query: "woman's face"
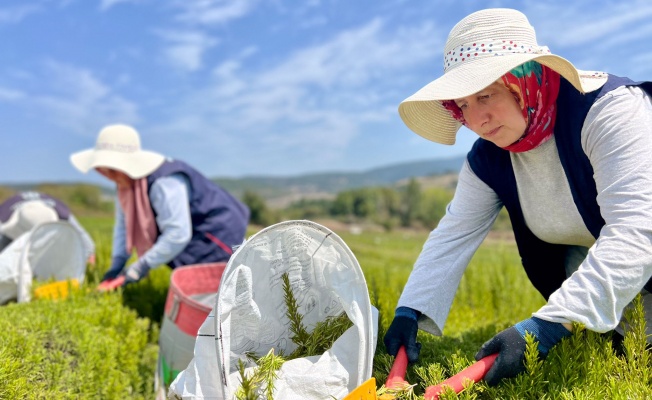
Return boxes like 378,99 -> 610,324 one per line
453,81 -> 527,148
96,167 -> 134,189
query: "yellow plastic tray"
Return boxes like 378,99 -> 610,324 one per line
33,279 -> 80,300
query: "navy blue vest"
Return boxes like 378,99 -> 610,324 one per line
147,160 -> 250,268
0,192 -> 70,223
468,75 -> 652,299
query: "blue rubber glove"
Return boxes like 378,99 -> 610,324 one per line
475,316 -> 572,386
123,259 -> 152,286
101,254 -> 129,282
383,306 -> 422,364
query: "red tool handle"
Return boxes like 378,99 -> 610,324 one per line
97,276 -> 126,292
424,353 -> 498,400
385,346 -> 409,389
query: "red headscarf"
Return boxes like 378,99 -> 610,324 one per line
442,61 -> 561,153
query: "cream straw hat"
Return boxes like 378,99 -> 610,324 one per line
70,124 -> 165,179
398,8 -> 608,145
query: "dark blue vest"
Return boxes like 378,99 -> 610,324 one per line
0,192 -> 70,223
147,160 -> 250,268
468,75 -> 652,299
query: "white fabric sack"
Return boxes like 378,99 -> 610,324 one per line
0,221 -> 86,304
169,220 -> 377,400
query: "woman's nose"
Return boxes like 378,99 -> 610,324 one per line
465,104 -> 490,129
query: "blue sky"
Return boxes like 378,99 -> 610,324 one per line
0,0 -> 650,185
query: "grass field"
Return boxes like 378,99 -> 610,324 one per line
0,218 -> 650,399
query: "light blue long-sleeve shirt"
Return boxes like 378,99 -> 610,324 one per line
111,174 -> 192,270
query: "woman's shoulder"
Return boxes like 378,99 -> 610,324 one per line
588,84 -> 651,122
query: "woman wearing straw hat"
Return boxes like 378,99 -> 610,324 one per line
383,8 -> 652,385
70,124 -> 250,286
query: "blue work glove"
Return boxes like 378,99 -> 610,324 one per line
384,306 -> 422,364
101,255 -> 129,282
123,259 -> 152,286
475,316 -> 572,386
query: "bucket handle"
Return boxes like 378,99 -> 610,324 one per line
168,294 -> 181,322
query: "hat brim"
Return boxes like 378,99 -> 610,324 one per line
398,54 -> 608,145
70,148 -> 165,179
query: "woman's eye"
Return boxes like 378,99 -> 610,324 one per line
479,94 -> 491,100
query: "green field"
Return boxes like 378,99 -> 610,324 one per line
0,218 -> 650,399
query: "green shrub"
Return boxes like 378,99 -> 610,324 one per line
357,231 -> 652,399
1,220 -> 648,399
0,289 -> 157,399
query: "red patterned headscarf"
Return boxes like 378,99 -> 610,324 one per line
442,61 -> 561,152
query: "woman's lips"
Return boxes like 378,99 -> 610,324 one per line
483,126 -> 501,139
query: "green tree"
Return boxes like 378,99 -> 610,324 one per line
285,198 -> 332,220
242,190 -> 274,226
352,188 -> 377,218
331,191 -> 355,216
419,187 -> 453,229
401,178 -> 422,227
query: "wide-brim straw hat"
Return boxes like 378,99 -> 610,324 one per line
70,124 -> 165,179
0,200 -> 58,240
398,8 -> 608,145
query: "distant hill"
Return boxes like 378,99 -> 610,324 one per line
213,155 -> 465,207
0,155 -> 465,209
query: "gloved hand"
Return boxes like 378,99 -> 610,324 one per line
384,306 -> 422,364
123,259 -> 152,286
101,255 -> 129,282
475,316 -> 572,386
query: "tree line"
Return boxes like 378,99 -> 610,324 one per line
246,178 -> 468,231
0,178 -> 512,232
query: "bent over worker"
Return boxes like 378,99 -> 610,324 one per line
384,8 -> 652,386
70,124 -> 250,286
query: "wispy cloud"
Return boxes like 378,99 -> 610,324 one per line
171,0 -> 257,26
151,17 -> 443,173
99,0 -> 139,11
0,5 -> 41,23
526,2 -> 652,49
512,2 -> 652,78
156,29 -> 219,71
629,52 -> 652,79
0,87 -> 25,101
29,61 -> 139,137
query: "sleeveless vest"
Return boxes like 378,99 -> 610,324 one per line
467,75 -> 652,299
0,191 -> 70,223
147,160 -> 250,268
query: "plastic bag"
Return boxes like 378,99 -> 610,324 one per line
169,220 -> 377,399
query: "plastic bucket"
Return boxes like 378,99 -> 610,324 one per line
157,262 -> 227,390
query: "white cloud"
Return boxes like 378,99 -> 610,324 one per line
0,87 -> 25,101
29,61 -> 139,137
520,2 -> 652,78
526,2 -> 652,49
99,0 -> 139,11
171,0 -> 257,26
629,52 -> 652,79
150,17 -> 443,174
156,29 -> 220,71
0,5 -> 41,23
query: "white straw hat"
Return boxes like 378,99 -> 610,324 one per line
70,124 -> 165,179
398,8 -> 608,145
0,201 -> 58,240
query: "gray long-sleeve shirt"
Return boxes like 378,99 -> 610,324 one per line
398,85 -> 652,336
